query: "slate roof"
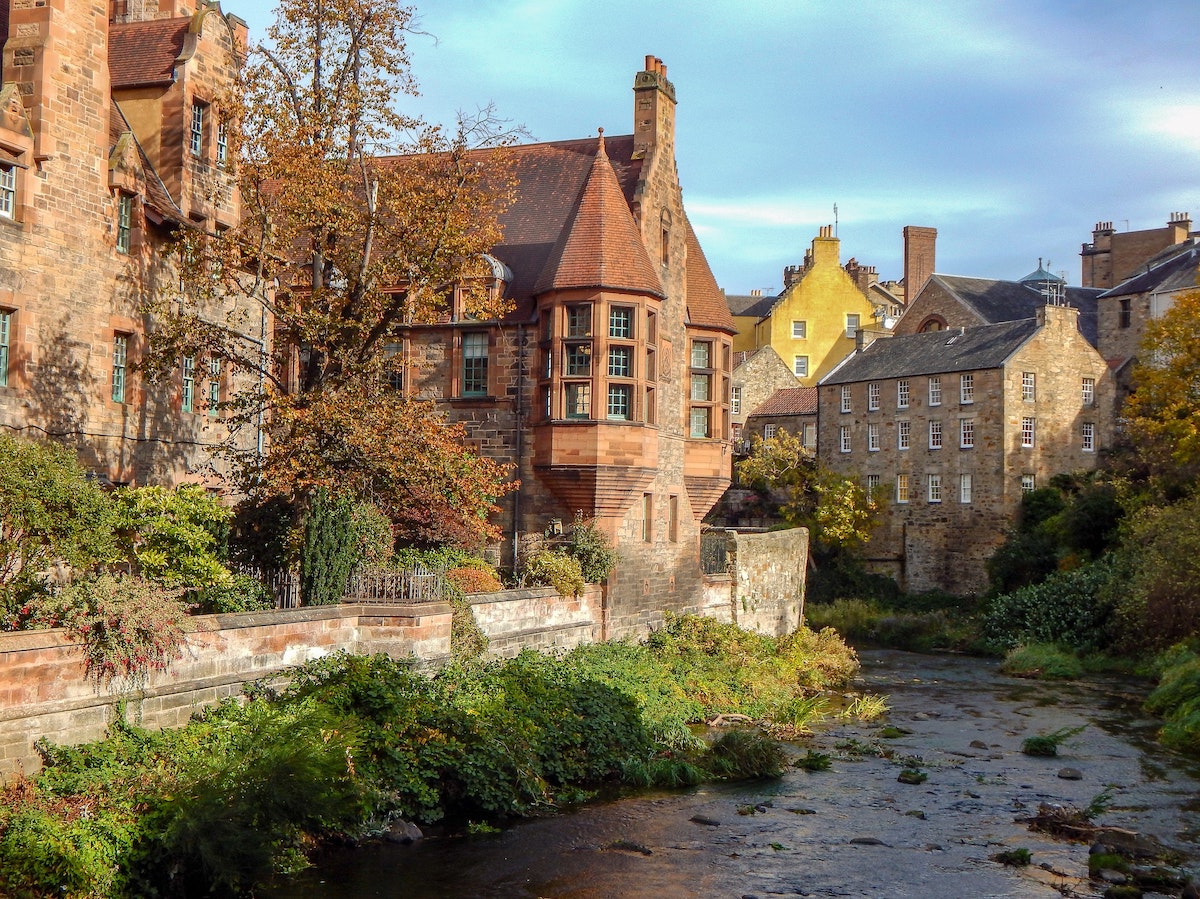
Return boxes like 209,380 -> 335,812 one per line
482,132 -> 732,332
747,387 -> 818,417
532,133 -> 664,300
819,318 -> 1039,386
109,18 -> 189,89
925,274 -> 1102,347
1100,241 -> 1200,298
726,293 -> 777,318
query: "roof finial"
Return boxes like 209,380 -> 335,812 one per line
596,127 -> 607,158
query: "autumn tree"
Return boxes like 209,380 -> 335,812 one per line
1119,289 -> 1200,487
142,0 -> 518,548
736,429 -> 882,553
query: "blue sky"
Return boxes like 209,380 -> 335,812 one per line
238,1 -> 1200,293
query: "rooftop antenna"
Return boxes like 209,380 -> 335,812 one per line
833,203 -> 839,237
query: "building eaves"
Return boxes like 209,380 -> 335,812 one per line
684,219 -> 736,333
819,318 -> 1039,385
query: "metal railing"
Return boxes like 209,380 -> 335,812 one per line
700,530 -> 730,575
344,564 -> 444,604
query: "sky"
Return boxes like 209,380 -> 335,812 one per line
238,1 -> 1200,295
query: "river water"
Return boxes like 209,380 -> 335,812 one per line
265,650 -> 1200,898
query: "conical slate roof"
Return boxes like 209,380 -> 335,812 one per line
532,132 -> 665,299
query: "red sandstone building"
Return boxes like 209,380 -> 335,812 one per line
0,0 -> 253,486
395,58 -> 737,635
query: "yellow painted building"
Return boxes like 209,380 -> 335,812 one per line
744,226 -> 888,387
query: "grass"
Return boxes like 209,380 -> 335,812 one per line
1001,643 -> 1084,679
1021,725 -> 1087,757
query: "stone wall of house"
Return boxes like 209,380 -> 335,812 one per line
0,603 -> 453,779
727,528 -> 807,636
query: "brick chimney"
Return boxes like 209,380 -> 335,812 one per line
1168,211 -> 1192,244
633,55 -> 676,160
903,226 -> 937,302
810,224 -> 839,267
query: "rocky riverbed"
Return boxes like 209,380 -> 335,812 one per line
267,650 -> 1200,898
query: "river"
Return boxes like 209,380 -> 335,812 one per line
265,650 -> 1200,898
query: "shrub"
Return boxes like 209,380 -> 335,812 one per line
25,574 -> 190,690
1116,495 -> 1200,650
1145,649 -> 1200,752
192,572 -> 274,615
300,488 -> 358,606
1001,644 -> 1084,679
112,485 -> 233,591
980,558 -> 1118,654
446,564 -> 503,594
0,434 -> 118,618
564,513 -> 619,583
522,550 -> 584,597
703,729 -> 786,779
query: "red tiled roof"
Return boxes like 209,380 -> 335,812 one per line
748,387 -> 818,417
532,133 -> 663,299
109,18 -> 189,89
490,134 -> 644,316
684,219 -> 736,333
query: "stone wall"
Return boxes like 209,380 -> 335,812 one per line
727,529 -> 808,637
467,586 -> 601,658
0,603 -> 452,779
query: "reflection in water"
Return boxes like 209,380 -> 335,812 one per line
267,650 -> 1200,899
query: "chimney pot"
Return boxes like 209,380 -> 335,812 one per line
645,54 -> 655,71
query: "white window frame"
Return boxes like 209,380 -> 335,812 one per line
763,423 -> 777,440
928,376 -> 941,406
1021,416 -> 1035,448
960,418 -> 974,449
0,308 -> 10,387
898,419 -> 910,450
112,334 -> 128,403
181,355 -> 195,413
1021,474 -> 1036,493
928,419 -> 942,450
959,473 -> 973,504
840,385 -> 852,413
0,164 -> 16,218
1021,371 -> 1035,402
866,474 -> 881,492
928,473 -> 942,503
896,474 -> 910,504
839,425 -> 851,453
1082,377 -> 1095,406
190,102 -> 205,157
960,373 -> 974,404
897,379 -> 909,409
116,193 -> 133,254
868,382 -> 880,411
845,313 -> 860,338
868,422 -> 880,451
731,385 -> 742,415
1082,422 -> 1095,452
216,120 -> 228,165
791,320 -> 807,339
794,355 -> 809,378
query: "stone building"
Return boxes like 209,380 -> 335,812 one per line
730,345 -> 796,447
1081,212 -> 1194,290
394,58 -> 736,638
818,304 -> 1113,595
0,0 -> 253,487
744,386 -> 818,449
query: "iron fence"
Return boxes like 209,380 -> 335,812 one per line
344,564 -> 444,604
700,530 -> 730,575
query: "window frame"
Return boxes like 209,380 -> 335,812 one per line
731,385 -> 742,415
897,378 -> 909,409
1021,371 -> 1035,402
840,385 -> 852,413
959,473 -> 973,504
928,376 -> 941,406
959,417 -> 974,449
928,419 -> 942,450
868,382 -> 880,411
116,193 -> 133,254
1082,377 -> 1095,406
112,333 -> 129,403
0,164 -> 16,219
845,313 -> 860,339
793,355 -> 809,378
608,306 -> 634,339
897,419 -> 910,451
1021,474 -> 1036,493
960,373 -> 974,404
607,345 -> 633,378
0,308 -> 10,387
1021,416 -> 1035,448
763,423 -> 777,440
928,473 -> 942,503
607,384 -> 633,421
461,331 -> 489,397
896,473 -> 910,504
207,356 -> 221,416
839,425 -> 851,454
1082,421 -> 1095,452
181,354 -> 195,413
189,101 -> 206,157
867,422 -> 880,451
791,320 -> 807,339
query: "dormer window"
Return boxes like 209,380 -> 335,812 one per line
190,103 -> 206,157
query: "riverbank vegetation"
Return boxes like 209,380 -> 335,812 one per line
804,292 -> 1200,755
0,616 -> 861,898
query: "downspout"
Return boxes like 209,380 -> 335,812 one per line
512,325 -> 527,571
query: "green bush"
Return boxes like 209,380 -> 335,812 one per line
1145,648 -> 1200,752
300,488 -> 358,606
980,558 -> 1118,654
0,434 -> 118,619
564,513 -> 619,583
522,550 -> 584,597
192,571 -> 274,615
1001,643 -> 1084,679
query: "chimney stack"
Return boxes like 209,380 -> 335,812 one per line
633,55 -> 676,160
903,226 -> 937,303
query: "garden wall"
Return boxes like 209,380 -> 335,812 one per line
727,528 -> 808,637
0,603 -> 452,779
